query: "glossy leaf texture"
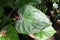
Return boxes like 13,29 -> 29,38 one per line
34,26 -> 56,40
15,5 -> 52,34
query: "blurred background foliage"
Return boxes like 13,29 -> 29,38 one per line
0,0 -> 60,40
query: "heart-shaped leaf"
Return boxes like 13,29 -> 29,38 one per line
15,5 -> 52,34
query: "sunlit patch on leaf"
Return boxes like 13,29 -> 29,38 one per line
34,26 -> 56,40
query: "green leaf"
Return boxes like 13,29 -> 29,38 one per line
0,36 -> 8,40
0,0 -> 42,8
15,0 -> 42,8
16,5 -> 52,34
0,0 -> 15,8
29,2 -> 37,7
0,6 -> 4,17
41,3 -> 47,13
6,25 -> 19,40
15,0 -> 34,8
34,26 -> 56,40
53,14 -> 60,22
33,0 -> 42,4
5,0 -> 15,8
52,0 -> 59,3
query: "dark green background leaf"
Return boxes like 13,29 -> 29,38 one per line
6,25 -> 19,40
0,6 -> 4,17
0,36 -> 8,40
